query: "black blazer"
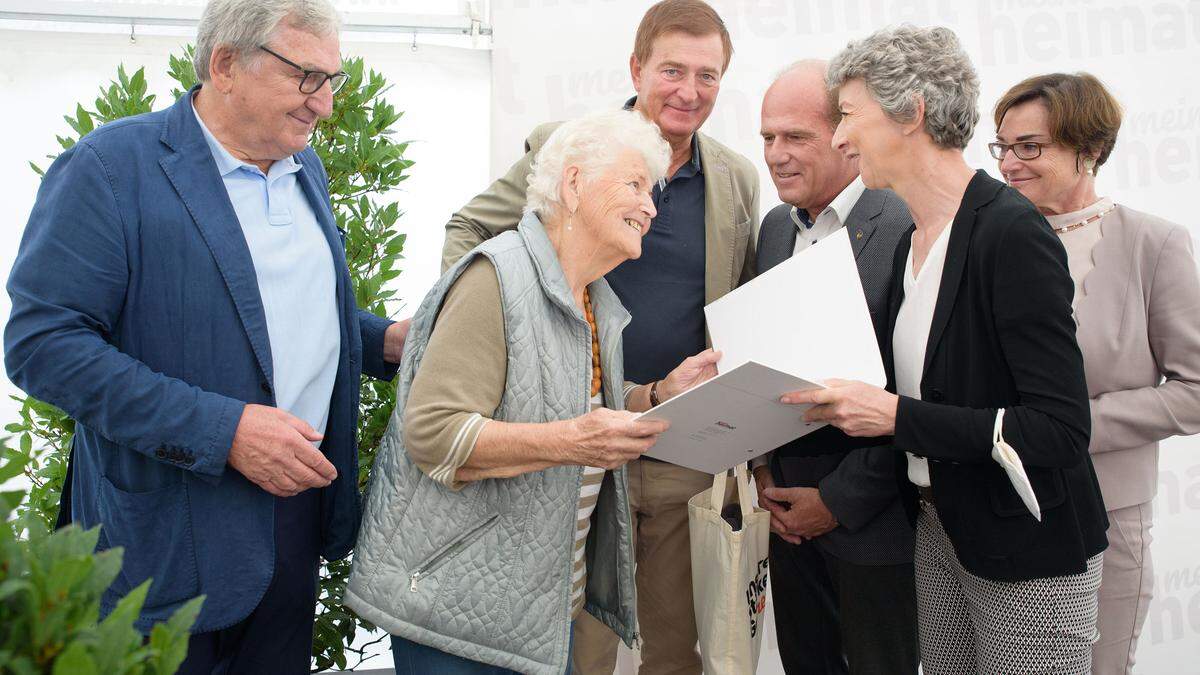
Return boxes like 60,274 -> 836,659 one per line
886,171 -> 1108,582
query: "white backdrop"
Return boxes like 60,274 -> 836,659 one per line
488,0 -> 1200,672
1,0 -> 1198,672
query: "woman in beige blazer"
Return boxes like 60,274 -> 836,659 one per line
992,72 -> 1200,674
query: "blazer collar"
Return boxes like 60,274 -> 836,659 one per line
698,131 -> 738,305
157,86 -> 343,386
920,170 -> 1004,379
841,181 -> 883,259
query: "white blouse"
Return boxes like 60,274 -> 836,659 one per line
893,222 -> 954,487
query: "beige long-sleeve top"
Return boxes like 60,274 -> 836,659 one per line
1062,203 -> 1200,511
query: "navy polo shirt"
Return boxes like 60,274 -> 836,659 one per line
606,104 -> 707,384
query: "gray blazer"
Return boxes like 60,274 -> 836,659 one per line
1075,204 -> 1200,512
757,188 -> 914,566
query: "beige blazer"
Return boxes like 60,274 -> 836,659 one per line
441,121 -> 760,305
1075,204 -> 1200,510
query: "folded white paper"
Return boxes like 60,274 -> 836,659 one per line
991,408 -> 1042,521
640,362 -> 827,473
638,233 -> 885,474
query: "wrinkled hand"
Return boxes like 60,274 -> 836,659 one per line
781,379 -> 899,437
762,486 -> 838,543
564,408 -> 670,469
752,465 -> 794,540
228,404 -> 336,497
659,349 -> 722,401
383,317 -> 413,364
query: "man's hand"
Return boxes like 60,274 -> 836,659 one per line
781,379 -> 899,437
228,404 -> 337,497
752,464 -> 795,541
762,485 -> 839,543
383,317 -> 412,365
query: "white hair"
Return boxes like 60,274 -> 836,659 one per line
525,111 -> 671,219
827,25 -> 980,150
194,0 -> 341,82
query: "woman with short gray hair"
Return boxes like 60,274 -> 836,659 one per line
346,110 -> 720,674
781,25 -> 1109,673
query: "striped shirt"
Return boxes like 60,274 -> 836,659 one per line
571,392 -> 608,616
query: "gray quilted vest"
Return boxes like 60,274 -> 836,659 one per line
345,212 -> 639,675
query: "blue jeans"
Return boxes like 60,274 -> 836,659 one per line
391,625 -> 574,675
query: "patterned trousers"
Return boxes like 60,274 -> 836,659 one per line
915,502 -> 1103,674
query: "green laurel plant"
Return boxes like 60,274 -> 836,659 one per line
15,46 -> 411,671
0,446 -> 204,674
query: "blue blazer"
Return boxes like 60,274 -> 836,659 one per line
4,89 -> 396,632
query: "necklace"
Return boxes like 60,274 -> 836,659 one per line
583,290 -> 602,397
1053,205 -> 1115,235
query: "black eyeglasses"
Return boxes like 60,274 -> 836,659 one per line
988,141 -> 1050,161
259,46 -> 349,95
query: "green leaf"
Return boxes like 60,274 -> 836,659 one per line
0,578 -> 31,602
145,594 -> 203,674
51,642 -> 97,675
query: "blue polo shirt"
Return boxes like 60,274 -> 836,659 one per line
607,99 -> 707,383
191,96 -> 341,436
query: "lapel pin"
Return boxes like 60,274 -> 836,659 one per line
856,229 -> 864,239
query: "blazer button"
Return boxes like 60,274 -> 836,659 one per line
260,380 -> 272,394
930,389 -> 945,402
154,447 -> 167,459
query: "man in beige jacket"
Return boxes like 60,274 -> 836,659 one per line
441,2 -> 758,672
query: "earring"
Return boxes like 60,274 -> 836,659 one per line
1084,158 -> 1096,176
566,214 -> 573,231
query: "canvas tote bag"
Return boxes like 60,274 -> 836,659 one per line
688,463 -> 771,674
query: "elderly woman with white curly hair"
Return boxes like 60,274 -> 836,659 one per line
782,26 -> 1110,673
345,110 -> 721,675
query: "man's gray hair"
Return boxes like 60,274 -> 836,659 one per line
525,111 -> 671,219
194,0 -> 341,82
827,25 -> 980,150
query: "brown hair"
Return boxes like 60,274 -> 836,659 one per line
633,0 -> 733,73
993,72 -> 1123,174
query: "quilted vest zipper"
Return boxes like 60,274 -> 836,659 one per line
409,513 -> 501,592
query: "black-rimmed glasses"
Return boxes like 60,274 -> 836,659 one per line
988,141 -> 1050,161
259,46 -> 349,94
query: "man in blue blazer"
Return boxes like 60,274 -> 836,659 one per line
4,1 -> 406,671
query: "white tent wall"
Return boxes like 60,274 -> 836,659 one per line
488,0 -> 1200,672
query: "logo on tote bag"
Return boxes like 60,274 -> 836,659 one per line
745,557 -> 770,637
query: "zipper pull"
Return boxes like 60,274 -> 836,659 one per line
409,572 -> 420,592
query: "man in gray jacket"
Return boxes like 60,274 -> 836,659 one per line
752,61 -> 917,675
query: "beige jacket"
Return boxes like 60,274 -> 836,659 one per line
441,121 -> 760,305
1076,204 -> 1200,510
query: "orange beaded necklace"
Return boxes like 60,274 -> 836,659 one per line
583,289 -> 602,397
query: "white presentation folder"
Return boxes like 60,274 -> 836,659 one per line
639,231 -> 885,474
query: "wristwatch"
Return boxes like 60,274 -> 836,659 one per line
649,380 -> 662,407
